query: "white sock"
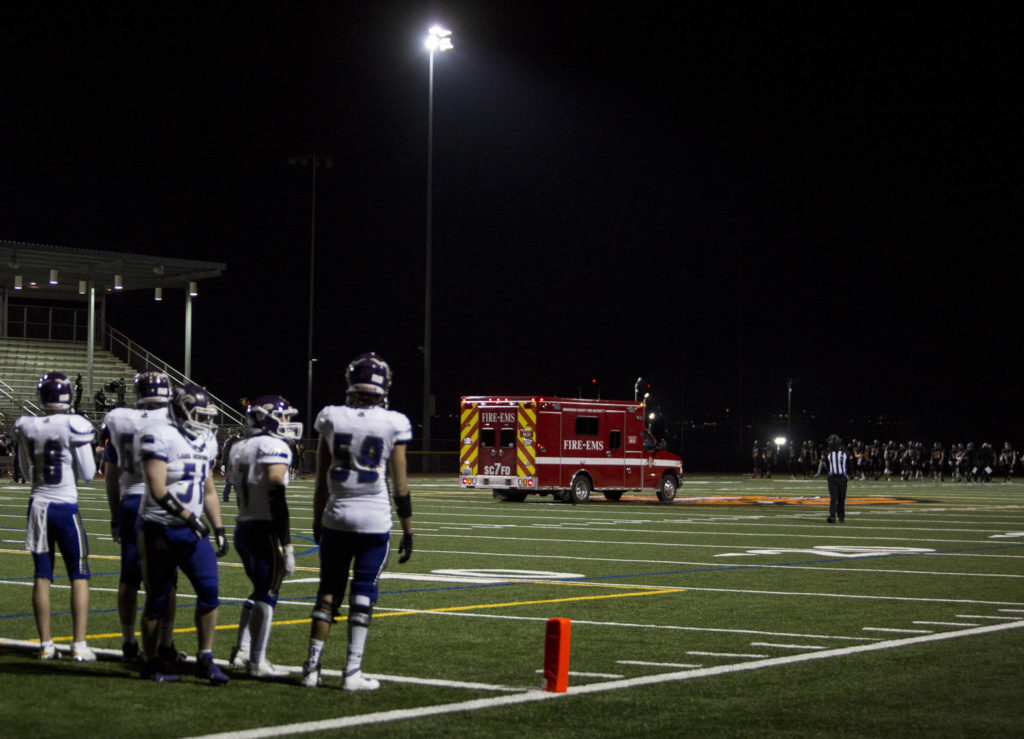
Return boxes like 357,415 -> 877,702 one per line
249,601 -> 273,665
345,595 -> 372,676
236,600 -> 254,655
307,639 -> 324,665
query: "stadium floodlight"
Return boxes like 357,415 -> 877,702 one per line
425,25 -> 453,52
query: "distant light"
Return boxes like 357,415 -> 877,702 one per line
114,273 -> 123,290
49,268 -> 58,285
188,281 -> 198,297
14,275 -> 22,290
78,280 -> 87,295
154,286 -> 163,301
775,436 -> 787,447
425,25 -> 453,52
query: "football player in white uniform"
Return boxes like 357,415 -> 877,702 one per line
13,372 -> 97,662
226,395 -> 302,678
137,383 -> 229,684
301,353 -> 413,691
102,369 -> 189,664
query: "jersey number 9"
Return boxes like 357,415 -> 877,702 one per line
330,433 -> 383,484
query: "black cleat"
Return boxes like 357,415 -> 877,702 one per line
141,659 -> 180,682
123,640 -> 143,664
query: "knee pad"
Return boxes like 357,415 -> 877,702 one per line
311,597 -> 339,624
348,601 -> 372,628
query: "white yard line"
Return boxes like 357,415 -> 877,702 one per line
863,627 -> 933,634
677,585 -> 1023,607
183,620 -> 1024,739
913,621 -> 979,627
749,642 -> 826,650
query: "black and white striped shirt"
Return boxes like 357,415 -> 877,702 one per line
825,450 -> 848,477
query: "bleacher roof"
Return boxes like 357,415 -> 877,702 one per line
1,241 -> 225,301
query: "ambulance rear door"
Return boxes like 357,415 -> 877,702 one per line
477,403 -> 518,480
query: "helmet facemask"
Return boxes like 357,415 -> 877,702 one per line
170,384 -> 218,440
247,395 -> 303,441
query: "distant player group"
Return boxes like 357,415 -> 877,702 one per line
11,352 -> 413,688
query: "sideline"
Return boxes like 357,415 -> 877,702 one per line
185,619 -> 1024,738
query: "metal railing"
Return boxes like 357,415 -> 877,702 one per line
104,325 -> 246,427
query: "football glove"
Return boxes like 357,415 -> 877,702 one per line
214,527 -> 229,557
110,518 -> 120,544
187,513 -> 211,539
398,532 -> 413,564
283,544 -> 295,576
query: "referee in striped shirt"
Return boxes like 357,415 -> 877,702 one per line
824,434 -> 848,523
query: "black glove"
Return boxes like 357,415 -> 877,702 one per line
187,513 -> 210,539
110,517 -> 121,544
398,532 -> 413,564
313,521 -> 323,545
214,527 -> 229,557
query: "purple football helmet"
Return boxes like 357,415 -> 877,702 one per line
345,352 -> 392,398
169,383 -> 217,439
37,372 -> 73,413
246,394 -> 303,441
134,370 -> 171,407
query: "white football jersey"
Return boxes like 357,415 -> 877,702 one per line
229,434 -> 292,523
138,419 -> 218,526
315,404 -> 412,533
103,406 -> 169,498
13,413 -> 96,503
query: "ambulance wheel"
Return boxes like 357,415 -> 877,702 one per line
603,490 -> 623,501
568,475 -> 592,504
656,474 -> 678,503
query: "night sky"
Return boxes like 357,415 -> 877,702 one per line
2,3 -> 1019,465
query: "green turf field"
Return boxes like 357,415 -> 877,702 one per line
2,474 -> 1022,737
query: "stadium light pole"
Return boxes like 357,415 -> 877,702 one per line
422,25 -> 452,471
787,377 -> 793,442
289,154 -> 333,467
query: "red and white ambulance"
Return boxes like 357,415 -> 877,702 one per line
459,396 -> 683,503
